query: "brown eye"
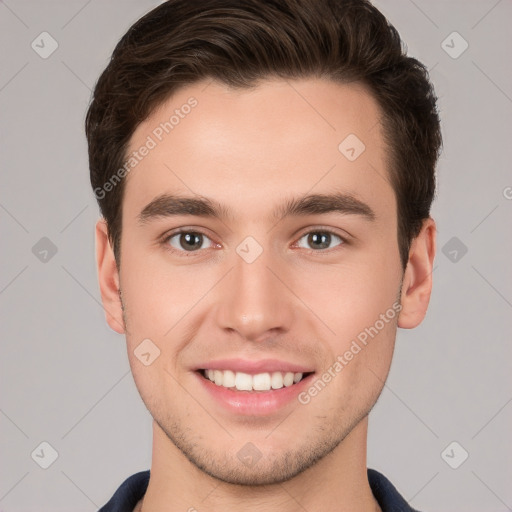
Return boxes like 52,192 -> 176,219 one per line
166,231 -> 213,252
296,231 -> 344,251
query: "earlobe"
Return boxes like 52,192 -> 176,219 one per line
95,218 -> 125,334
397,217 -> 437,329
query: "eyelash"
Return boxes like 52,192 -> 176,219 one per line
160,227 -> 349,257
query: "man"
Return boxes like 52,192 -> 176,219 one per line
87,0 -> 441,510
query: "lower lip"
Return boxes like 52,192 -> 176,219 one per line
194,371 -> 315,416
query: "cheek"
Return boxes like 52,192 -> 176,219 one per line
326,255 -> 400,399
120,249 -> 205,334
120,252 -> 215,390
295,256 -> 401,346
294,238 -> 401,386
309,317 -> 396,415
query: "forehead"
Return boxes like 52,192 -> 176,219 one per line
123,78 -> 394,221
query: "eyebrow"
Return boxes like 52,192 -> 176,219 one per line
137,191 -> 376,225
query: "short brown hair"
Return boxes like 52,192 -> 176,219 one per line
86,0 -> 442,270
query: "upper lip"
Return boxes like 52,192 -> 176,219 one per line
195,358 -> 315,375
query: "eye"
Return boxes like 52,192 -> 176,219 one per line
164,230 -> 215,253
295,230 -> 345,251
161,228 -> 347,256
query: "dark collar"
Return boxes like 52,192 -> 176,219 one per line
99,468 -> 421,512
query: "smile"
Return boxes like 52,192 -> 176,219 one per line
194,368 -> 316,415
200,369 -> 312,392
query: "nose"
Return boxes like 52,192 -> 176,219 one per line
215,245 -> 296,343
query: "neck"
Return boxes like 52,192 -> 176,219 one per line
139,417 -> 381,512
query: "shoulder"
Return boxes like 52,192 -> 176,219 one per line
367,468 -> 423,512
98,470 -> 150,512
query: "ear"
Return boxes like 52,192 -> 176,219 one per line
397,217 -> 436,329
95,218 -> 125,334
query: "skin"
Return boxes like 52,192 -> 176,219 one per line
95,78 -> 436,512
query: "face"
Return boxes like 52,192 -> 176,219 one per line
99,78 -> 413,485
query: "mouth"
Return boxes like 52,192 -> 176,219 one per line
192,358 -> 316,415
197,369 -> 315,392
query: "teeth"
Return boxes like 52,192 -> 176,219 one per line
271,372 -> 283,389
204,369 -> 305,391
235,372 -> 252,391
253,372 -> 271,390
283,372 -> 294,387
223,370 -> 236,388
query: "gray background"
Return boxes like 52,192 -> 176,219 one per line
1,0 -> 511,510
